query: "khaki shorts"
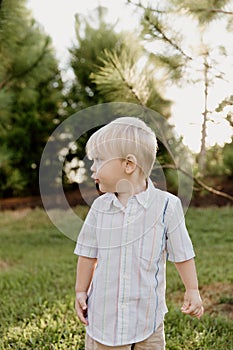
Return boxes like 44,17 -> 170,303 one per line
85,322 -> 165,350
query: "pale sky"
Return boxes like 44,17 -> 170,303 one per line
27,0 -> 233,152
27,0 -> 137,63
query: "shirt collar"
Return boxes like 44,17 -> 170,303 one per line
100,178 -> 155,210
134,178 -> 154,209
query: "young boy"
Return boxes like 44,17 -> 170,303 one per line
74,117 -> 204,350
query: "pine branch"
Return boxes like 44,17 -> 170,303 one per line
127,0 -> 167,14
143,12 -> 192,61
128,1 -> 233,16
195,8 -> 233,15
106,53 -> 144,105
92,49 -> 150,105
0,37 -> 50,90
128,0 -> 192,60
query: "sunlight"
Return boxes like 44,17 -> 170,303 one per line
168,81 -> 233,152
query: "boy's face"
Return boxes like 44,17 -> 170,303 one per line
90,157 -> 126,193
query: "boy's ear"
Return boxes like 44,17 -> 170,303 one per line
124,154 -> 137,174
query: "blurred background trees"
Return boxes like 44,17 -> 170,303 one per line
67,6 -> 124,111
64,6 -> 177,187
0,0 -> 232,200
0,0 -> 63,197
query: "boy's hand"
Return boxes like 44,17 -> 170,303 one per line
181,289 -> 204,319
75,291 -> 89,325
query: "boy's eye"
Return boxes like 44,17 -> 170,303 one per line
93,158 -> 103,166
95,157 -> 103,163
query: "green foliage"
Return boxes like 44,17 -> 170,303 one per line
64,6 -> 175,188
91,45 -> 147,102
140,3 -> 192,68
148,53 -> 185,81
67,7 -> 124,111
204,144 -> 225,176
213,101 -> 233,176
91,49 -> 169,114
68,6 -> 172,115
0,206 -> 232,348
170,0 -> 232,23
0,0 -> 63,197
200,140 -> 233,177
222,138 -> 233,176
216,95 -> 233,113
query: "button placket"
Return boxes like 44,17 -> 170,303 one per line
117,199 -> 137,343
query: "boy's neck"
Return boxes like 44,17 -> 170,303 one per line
116,177 -> 147,207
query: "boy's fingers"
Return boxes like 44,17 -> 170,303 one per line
195,306 -> 204,318
76,292 -> 88,308
183,305 -> 198,313
75,293 -> 89,325
78,311 -> 88,325
78,299 -> 87,310
182,305 -> 204,318
75,301 -> 89,325
181,301 -> 189,311
77,310 -> 88,325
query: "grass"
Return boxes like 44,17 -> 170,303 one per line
0,206 -> 232,349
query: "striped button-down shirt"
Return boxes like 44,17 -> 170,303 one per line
74,179 -> 195,346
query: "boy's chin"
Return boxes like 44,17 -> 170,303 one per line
96,182 -> 105,195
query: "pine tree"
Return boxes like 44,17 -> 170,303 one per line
0,0 -> 63,197
64,7 -> 176,191
67,6 -> 123,111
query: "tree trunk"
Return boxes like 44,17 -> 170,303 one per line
198,56 -> 209,175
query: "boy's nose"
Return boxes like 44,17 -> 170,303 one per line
90,162 -> 97,178
90,162 -> 96,172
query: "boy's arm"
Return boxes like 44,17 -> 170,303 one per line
174,258 -> 204,319
75,256 -> 97,325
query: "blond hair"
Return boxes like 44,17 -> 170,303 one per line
86,117 -> 158,177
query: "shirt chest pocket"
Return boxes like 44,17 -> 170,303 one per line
139,241 -> 162,291
139,224 -> 166,264
139,229 -> 166,292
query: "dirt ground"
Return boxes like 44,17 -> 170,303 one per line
172,282 -> 233,320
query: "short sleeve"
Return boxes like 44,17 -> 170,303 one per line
74,206 -> 98,258
166,197 -> 195,262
